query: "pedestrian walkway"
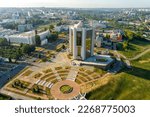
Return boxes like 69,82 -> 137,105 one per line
51,67 -> 62,81
66,67 -> 79,81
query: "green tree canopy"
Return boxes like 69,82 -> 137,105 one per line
124,30 -> 135,41
0,38 -> 8,46
22,44 -> 35,55
49,25 -> 54,30
47,33 -> 58,42
35,35 -> 41,46
123,41 -> 128,50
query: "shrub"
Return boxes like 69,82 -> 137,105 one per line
32,85 -> 40,93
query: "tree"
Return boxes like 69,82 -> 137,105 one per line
62,45 -> 66,49
57,22 -> 62,26
124,30 -> 135,41
44,27 -> 47,31
32,85 -> 40,93
47,33 -> 58,42
35,35 -> 41,46
105,34 -> 110,39
0,38 -> 8,46
8,57 -> 12,63
49,25 -> 54,31
123,41 -> 128,50
22,44 -> 35,55
30,45 -> 36,52
22,44 -> 30,54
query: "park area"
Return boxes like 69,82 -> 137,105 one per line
1,61 -> 108,100
118,40 -> 150,59
86,52 -> 150,100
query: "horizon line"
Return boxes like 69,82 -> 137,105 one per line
0,6 -> 150,9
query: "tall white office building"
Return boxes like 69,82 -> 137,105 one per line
69,21 -> 95,60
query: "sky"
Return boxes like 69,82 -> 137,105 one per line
0,0 -> 150,8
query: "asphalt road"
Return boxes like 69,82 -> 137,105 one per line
45,39 -> 65,50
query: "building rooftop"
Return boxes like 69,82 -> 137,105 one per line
9,31 -> 35,37
73,21 -> 92,29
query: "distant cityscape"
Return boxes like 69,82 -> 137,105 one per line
0,7 -> 150,100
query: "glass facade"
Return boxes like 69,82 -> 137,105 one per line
77,46 -> 81,56
71,29 -> 73,53
76,31 -> 82,46
86,30 -> 92,58
70,26 -> 94,60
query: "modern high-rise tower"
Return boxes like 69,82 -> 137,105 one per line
69,21 -> 95,60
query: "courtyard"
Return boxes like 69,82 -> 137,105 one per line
0,51 -> 109,100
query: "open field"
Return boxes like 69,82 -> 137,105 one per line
118,40 -> 150,59
86,52 -> 150,100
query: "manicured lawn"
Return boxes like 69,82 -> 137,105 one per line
96,58 -> 108,62
9,80 -> 31,91
34,73 -> 42,78
118,40 -> 150,58
22,70 -> 33,76
60,85 -> 73,94
86,52 -> 150,100
93,67 -> 107,75
43,69 -> 52,73
55,67 -> 63,70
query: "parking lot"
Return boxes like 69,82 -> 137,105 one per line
0,62 -> 26,88
0,62 -> 17,76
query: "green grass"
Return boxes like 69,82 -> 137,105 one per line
22,70 -> 33,76
86,52 -> 150,100
93,67 -> 107,75
96,58 -> 108,62
60,85 -> 73,94
86,73 -> 150,100
118,40 -> 150,58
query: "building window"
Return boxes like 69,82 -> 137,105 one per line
71,29 -> 73,52
77,31 -> 82,46
86,30 -> 92,50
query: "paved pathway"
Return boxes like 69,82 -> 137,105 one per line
0,89 -> 34,100
114,48 -> 150,69
51,80 -> 80,100
114,50 -> 131,68
129,48 -> 150,61
66,67 -> 79,81
51,67 -> 62,81
73,93 -> 87,100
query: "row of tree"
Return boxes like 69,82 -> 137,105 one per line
0,38 -> 9,46
0,39 -> 35,62
119,30 -> 147,50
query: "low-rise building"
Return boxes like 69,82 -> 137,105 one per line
110,32 -> 122,42
55,25 -> 69,32
7,31 -> 35,45
7,30 -> 50,45
0,27 -> 18,38
18,24 -> 33,32
38,30 -> 50,45
95,34 -> 117,50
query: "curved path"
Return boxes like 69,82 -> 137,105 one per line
114,47 -> 150,69
129,48 -> 150,61
51,80 -> 80,100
